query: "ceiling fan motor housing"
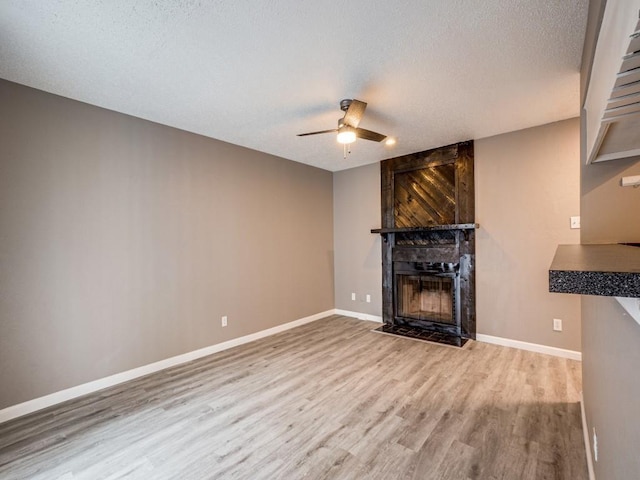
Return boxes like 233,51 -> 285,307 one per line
339,99 -> 353,112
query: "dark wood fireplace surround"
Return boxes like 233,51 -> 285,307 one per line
372,141 -> 476,345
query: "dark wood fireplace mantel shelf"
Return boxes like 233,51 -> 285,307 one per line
370,223 -> 479,234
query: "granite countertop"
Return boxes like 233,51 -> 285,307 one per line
549,244 -> 640,297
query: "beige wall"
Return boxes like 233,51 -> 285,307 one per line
581,153 -> 640,244
582,296 -> 640,478
0,79 -> 334,409
333,163 -> 382,317
475,118 -> 582,351
580,153 -> 640,479
333,119 -> 582,351
579,1 -> 640,475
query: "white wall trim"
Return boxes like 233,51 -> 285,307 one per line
476,333 -> 582,361
0,309 -> 334,425
580,392 -> 597,480
334,309 -> 383,323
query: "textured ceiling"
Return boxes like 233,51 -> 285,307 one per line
0,1 -> 588,171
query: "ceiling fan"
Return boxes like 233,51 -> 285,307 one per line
297,99 -> 387,156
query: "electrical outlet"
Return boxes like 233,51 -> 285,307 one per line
221,315 -> 228,327
570,216 -> 580,229
351,292 -> 356,301
366,294 -> 371,303
593,428 -> 598,462
553,318 -> 562,331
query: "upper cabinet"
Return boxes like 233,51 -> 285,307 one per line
585,1 -> 640,164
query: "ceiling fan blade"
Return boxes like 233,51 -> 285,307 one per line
342,99 -> 367,128
355,127 -> 387,142
297,129 -> 338,137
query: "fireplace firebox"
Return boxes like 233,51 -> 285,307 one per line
372,141 -> 476,345
395,262 -> 460,334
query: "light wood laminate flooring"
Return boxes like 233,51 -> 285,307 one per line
0,315 -> 588,479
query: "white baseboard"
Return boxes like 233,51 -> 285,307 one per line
334,309 -> 383,323
580,393 -> 597,480
476,333 -> 582,361
0,309 -> 334,424
335,311 -> 581,360
0,310 -> 582,424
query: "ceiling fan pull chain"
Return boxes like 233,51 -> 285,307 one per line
343,143 -> 347,159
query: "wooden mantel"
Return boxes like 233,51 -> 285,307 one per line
371,224 -> 478,234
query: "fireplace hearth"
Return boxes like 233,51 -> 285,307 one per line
372,142 -> 476,346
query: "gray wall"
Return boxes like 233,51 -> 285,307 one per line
581,296 -> 640,478
0,79 -> 334,409
333,163 -> 382,316
333,120 -> 582,351
579,0 -> 640,476
581,155 -> 640,243
475,119 -> 582,351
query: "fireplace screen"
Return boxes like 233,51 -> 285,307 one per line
396,274 -> 456,325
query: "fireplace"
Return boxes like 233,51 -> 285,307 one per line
395,262 -> 459,331
372,141 -> 476,346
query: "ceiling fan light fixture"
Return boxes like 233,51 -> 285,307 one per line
337,126 -> 356,144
